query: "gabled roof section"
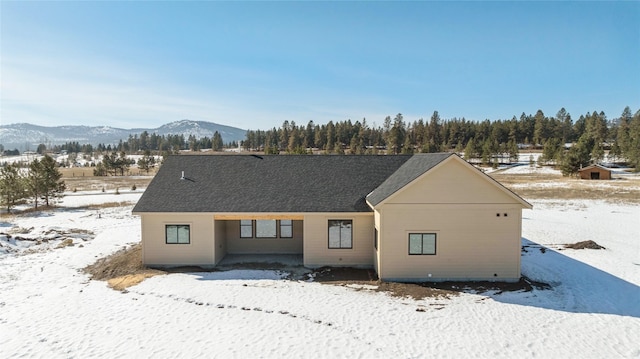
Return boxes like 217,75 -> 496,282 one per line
366,153 -> 453,206
132,155 -> 413,213
367,153 -> 532,209
578,164 -> 611,172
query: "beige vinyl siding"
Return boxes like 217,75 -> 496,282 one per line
378,204 -> 522,281
373,210 -> 381,274
303,213 -> 375,268
225,220 -> 303,254
140,213 -> 215,266
213,219 -> 227,264
387,156 -> 526,205
374,156 -> 528,282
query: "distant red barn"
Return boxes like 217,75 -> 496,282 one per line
578,164 -> 612,180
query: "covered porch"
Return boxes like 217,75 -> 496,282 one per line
213,214 -> 304,265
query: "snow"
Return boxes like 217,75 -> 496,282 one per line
1,193 -> 639,358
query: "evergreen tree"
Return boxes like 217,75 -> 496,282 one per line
541,138 -> 561,165
36,143 -> 47,155
507,139 -> 519,163
627,109 -> 640,171
387,114 -> 405,154
464,138 -> 476,162
212,131 -> 223,151
561,142 -> 591,176
0,164 -> 27,212
27,159 -> 45,209
326,121 -> 335,153
137,150 -> 155,174
39,155 -> 65,207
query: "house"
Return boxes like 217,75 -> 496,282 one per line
132,153 -> 532,282
578,164 -> 612,180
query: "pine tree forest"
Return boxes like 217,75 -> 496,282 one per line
242,107 -> 640,172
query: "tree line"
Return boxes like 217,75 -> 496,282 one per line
53,131 -> 231,155
0,130 -> 234,158
242,106 -> 640,174
92,150 -> 156,176
0,155 -> 66,212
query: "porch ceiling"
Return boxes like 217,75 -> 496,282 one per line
213,214 -> 305,220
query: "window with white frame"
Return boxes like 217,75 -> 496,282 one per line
328,220 -> 352,249
256,220 -> 277,238
408,233 -> 436,255
166,224 -> 190,244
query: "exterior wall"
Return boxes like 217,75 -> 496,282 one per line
213,219 -> 227,264
224,220 -> 303,254
388,157 -> 521,205
373,210 -> 381,274
140,213 -> 215,266
374,157 -> 527,282
303,213 -> 375,268
579,168 -> 611,180
377,204 -> 522,282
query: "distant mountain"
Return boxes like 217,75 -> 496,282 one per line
0,120 -> 247,151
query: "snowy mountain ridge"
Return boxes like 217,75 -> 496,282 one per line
0,120 -> 247,151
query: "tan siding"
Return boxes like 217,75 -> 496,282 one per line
140,213 -> 215,266
226,220 -> 303,254
373,210 -> 381,274
213,220 -> 227,264
303,213 -> 375,267
378,204 -> 522,281
389,158 -> 524,205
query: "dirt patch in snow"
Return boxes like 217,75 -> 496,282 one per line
565,240 -> 606,250
107,273 -> 162,291
307,267 -> 550,300
83,243 -> 165,290
85,246 -> 551,297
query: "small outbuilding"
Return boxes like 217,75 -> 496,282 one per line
578,164 -> 612,180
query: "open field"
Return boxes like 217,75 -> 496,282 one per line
59,167 -> 156,193
491,166 -> 640,204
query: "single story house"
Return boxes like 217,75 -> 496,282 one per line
132,153 -> 532,282
578,164 -> 612,180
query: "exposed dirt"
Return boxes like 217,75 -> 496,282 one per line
107,273 -> 162,291
565,240 -> 606,250
84,246 -> 551,298
308,266 -> 550,300
83,243 -> 165,290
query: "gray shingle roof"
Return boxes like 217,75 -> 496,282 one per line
133,154 -> 444,213
366,153 -> 453,206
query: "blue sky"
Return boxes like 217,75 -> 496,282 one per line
1,1 -> 638,130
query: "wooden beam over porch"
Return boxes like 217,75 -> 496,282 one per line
213,214 -> 305,220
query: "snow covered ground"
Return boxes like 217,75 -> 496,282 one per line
1,192 -> 639,358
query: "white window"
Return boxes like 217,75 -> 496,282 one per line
240,220 -> 293,239
256,220 -> 277,238
409,233 -> 436,255
166,225 -> 190,244
240,220 -> 253,238
328,220 -> 352,249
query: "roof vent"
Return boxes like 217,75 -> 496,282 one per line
180,171 -> 185,180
